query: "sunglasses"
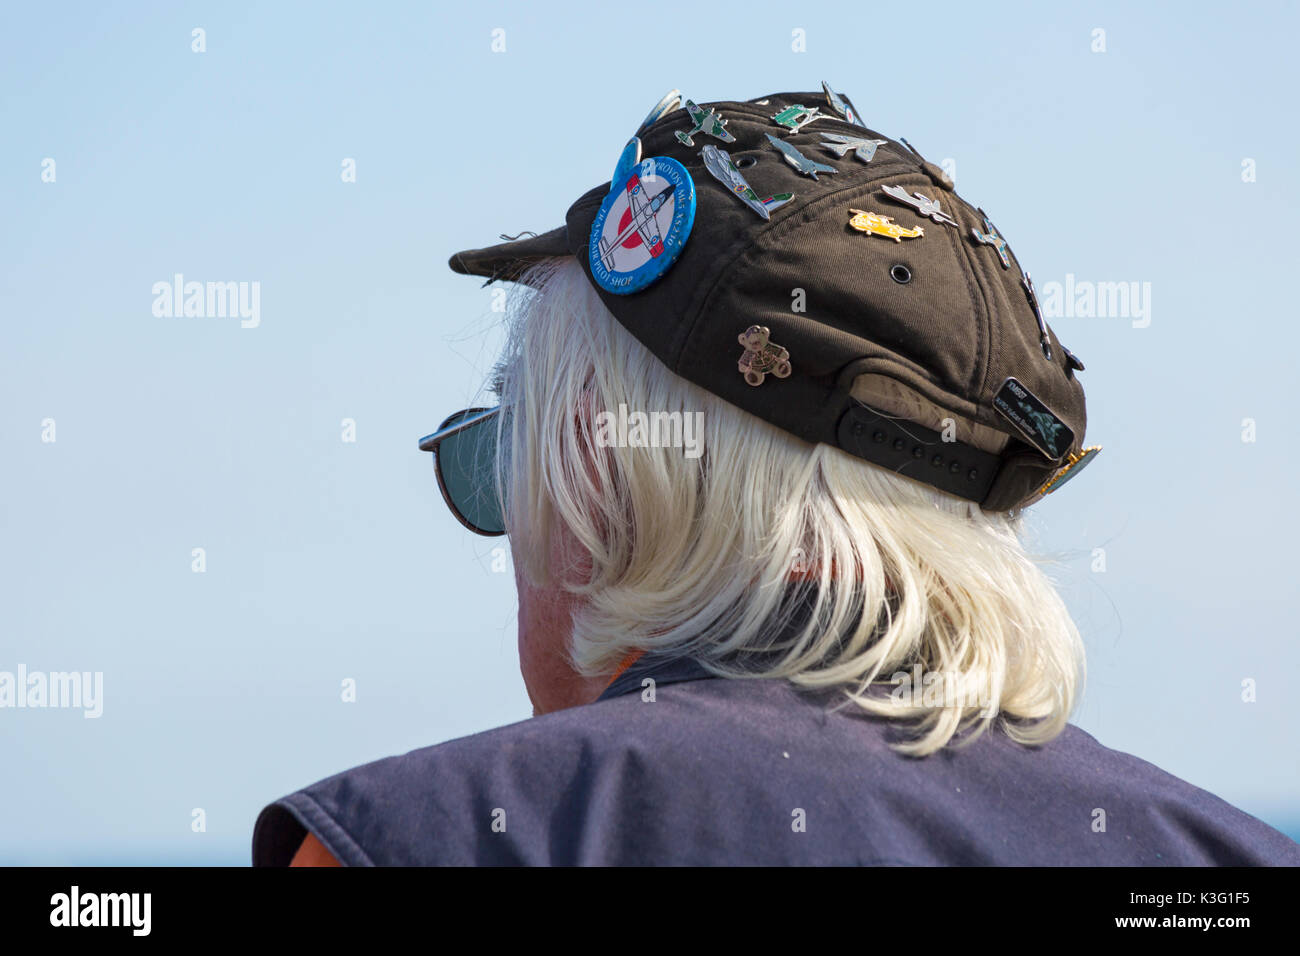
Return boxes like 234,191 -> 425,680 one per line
418,407 -> 505,536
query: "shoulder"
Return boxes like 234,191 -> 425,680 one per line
252,674 -> 815,865
1028,724 -> 1300,865
253,676 -> 1300,866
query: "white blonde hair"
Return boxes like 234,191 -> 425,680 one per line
490,257 -> 1083,755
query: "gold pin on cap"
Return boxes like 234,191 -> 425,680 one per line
848,209 -> 924,242
1038,446 -> 1102,497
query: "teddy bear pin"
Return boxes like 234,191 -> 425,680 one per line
737,325 -> 792,387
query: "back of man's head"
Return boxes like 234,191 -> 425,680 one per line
493,257 -> 1083,756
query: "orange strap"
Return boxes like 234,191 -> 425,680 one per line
604,648 -> 646,689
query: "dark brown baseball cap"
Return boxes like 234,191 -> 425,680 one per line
449,88 -> 1098,511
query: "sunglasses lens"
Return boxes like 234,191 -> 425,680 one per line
435,412 -> 504,535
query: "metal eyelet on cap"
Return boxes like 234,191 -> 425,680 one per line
890,264 -> 912,284
736,155 -> 758,169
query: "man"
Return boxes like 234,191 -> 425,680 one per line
253,87 -> 1299,866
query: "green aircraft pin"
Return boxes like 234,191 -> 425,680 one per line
770,104 -> 824,135
675,99 -> 737,147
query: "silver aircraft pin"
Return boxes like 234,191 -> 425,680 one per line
764,134 -> 837,180
701,145 -> 794,220
820,132 -> 888,164
1022,272 -> 1053,361
880,184 -> 958,227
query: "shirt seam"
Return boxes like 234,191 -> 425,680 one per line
278,791 -> 377,867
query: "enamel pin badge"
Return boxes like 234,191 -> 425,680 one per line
820,132 -> 888,163
880,184 -> 958,226
848,209 -> 924,242
764,134 -> 837,180
701,145 -> 793,220
738,325 -> 792,386
993,377 -> 1074,460
971,215 -> 1011,269
1038,446 -> 1102,497
588,137 -> 697,295
1022,272 -> 1053,360
770,104 -> 823,134
675,99 -> 736,147
821,81 -> 864,126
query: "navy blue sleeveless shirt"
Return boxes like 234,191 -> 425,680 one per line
252,654 -> 1299,865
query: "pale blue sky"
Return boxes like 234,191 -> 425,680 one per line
2,1 -> 1297,863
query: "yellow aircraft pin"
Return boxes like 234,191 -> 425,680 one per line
847,209 -> 924,242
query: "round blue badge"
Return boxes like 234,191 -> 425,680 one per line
588,155 -> 696,295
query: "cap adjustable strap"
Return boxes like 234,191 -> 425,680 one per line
836,404 -> 1001,504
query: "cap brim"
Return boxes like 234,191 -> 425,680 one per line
447,225 -> 573,286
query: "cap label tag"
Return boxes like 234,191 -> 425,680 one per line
993,377 -> 1074,459
588,154 -> 696,295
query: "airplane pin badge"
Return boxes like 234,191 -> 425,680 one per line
847,209 -> 924,242
821,81 -> 864,126
764,134 -> 837,180
770,104 -> 824,134
675,99 -> 736,147
1022,272 -> 1053,360
587,137 -> 697,295
701,145 -> 793,220
880,184 -> 958,227
820,132 -> 889,164
971,214 -> 1011,269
